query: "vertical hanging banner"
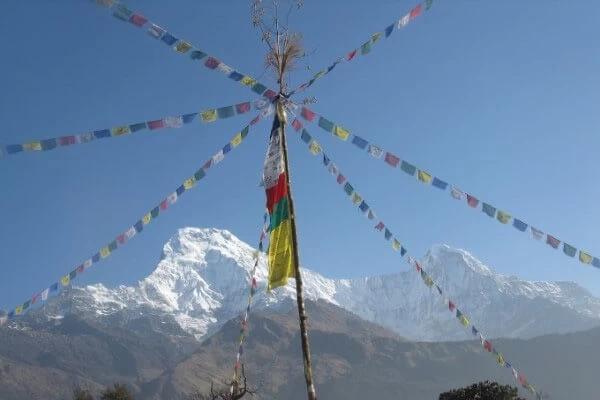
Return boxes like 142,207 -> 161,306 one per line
262,111 -> 296,290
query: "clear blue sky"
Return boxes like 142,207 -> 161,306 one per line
1,0 -> 600,312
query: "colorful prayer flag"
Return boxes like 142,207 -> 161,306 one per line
466,194 -> 479,208
392,239 -> 401,251
531,227 -> 544,240
432,177 -> 448,190
450,187 -> 464,200
231,133 -> 243,148
384,152 -> 400,167
351,135 -> 368,149
61,275 -> 71,286
100,246 -> 111,258
174,41 -> 192,53
142,212 -> 152,225
147,119 -> 165,130
497,210 -> 511,224
217,106 -> 235,119
482,203 -> 496,217
241,76 -> 256,86
368,144 -> 383,159
546,235 -> 560,249
309,140 -> 322,155
301,107 -> 316,122
111,126 -> 130,136
579,251 -> 593,264
351,192 -> 362,205
148,24 -> 165,38
161,33 -> 178,46
129,13 -> 147,27
205,57 -> 220,69
318,117 -> 335,133
513,219 -> 528,232
334,126 -> 350,141
418,170 -> 432,184
201,109 -> 218,122
400,161 -> 416,176
563,243 -> 576,257
164,116 -> 183,128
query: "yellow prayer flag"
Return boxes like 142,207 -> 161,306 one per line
142,213 -> 152,225
496,353 -> 505,367
61,275 -> 71,286
201,109 -> 218,123
183,177 -> 196,190
230,133 -> 243,148
392,239 -> 401,251
111,126 -> 130,136
174,41 -> 192,53
334,126 -> 350,141
417,170 -> 432,184
579,251 -> 593,264
309,140 -> 322,155
372,32 -> 382,43
352,192 -> 362,205
267,219 -> 296,290
15,306 -> 23,315
240,76 -> 256,87
459,314 -> 469,327
100,246 -> 111,258
24,141 -> 42,151
497,210 -> 511,224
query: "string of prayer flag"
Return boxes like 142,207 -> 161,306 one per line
288,0 -> 434,96
97,1 -> 278,102
291,123 -> 542,399
292,104 -> 600,272
1,100 -> 270,158
229,214 -> 268,394
1,113 -> 264,324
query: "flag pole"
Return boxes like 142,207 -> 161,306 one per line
273,96 -> 317,400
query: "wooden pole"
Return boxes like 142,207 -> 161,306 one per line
273,98 -> 317,400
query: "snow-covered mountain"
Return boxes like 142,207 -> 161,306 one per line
34,228 -> 600,341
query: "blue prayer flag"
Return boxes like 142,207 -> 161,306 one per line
94,129 -> 111,139
359,201 -> 369,213
190,50 -> 207,60
222,143 -> 232,154
109,241 -> 118,251
229,71 -> 244,81
92,253 -> 101,263
176,185 -> 185,196
563,243 -> 576,257
6,144 -> 23,154
151,206 -> 160,218
182,113 -> 197,124
161,33 -> 178,46
129,122 -> 147,132
301,129 -> 312,143
41,139 -> 57,151
134,220 -> 144,233
384,229 -> 392,240
400,247 -> 407,256
217,106 -> 235,119
482,203 -> 496,217
432,177 -> 448,190
400,161 -> 416,176
323,154 -> 330,166
592,257 -> 600,269
513,219 -> 528,232
351,135 -> 368,149
385,24 -> 394,37
344,182 -> 354,195
50,282 -> 59,292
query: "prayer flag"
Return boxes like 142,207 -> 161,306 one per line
6,144 -> 23,154
183,178 -> 195,190
301,107 -> 316,122
392,239 -> 401,251
344,182 -> 354,196
129,122 -> 147,132
482,203 -> 496,217
531,227 -> 544,240
231,133 -> 243,148
194,168 -> 205,181
58,136 -> 76,146
410,4 -> 422,19
450,187 -> 464,200
448,301 -> 455,312
205,57 -> 220,69
241,76 -> 256,86
352,135 -> 368,149
216,63 -> 233,75
201,109 -> 218,122
384,152 -> 400,167
497,210 -> 511,224
371,32 -> 382,44
400,161 -> 416,176
113,4 -> 132,21
263,118 -> 296,290
318,117 -> 335,133
263,89 -> 278,100
359,201 -> 369,213
323,154 -> 330,166
190,50 -> 207,60
147,119 -> 165,130
418,170 -> 432,184
164,116 -> 183,128
334,126 -> 350,141
111,126 -> 130,136
41,139 -> 57,150
337,174 -> 346,185
150,207 -> 159,219
292,119 -> 303,131
301,129 -> 312,143
483,340 -> 493,352
24,142 -> 42,151
385,24 -> 394,37
398,13 -> 410,28
361,41 -> 371,55
352,192 -> 362,205
125,226 -> 137,239
309,140 -> 322,155
236,102 -> 251,114
579,251 -> 593,264
100,246 -> 111,258
161,33 -> 178,46
347,49 -> 357,61
432,177 -> 448,190
375,222 -> 385,231
61,275 -> 71,286
174,41 -> 192,53
217,106 -> 235,119
129,13 -> 147,27
546,235 -> 560,249
229,71 -> 243,81
592,257 -> 600,269
400,247 -> 407,256
368,144 -> 383,159
252,83 -> 268,95
456,309 -> 469,326
384,228 -> 392,240
142,212 -> 152,225
41,288 -> 49,301
513,218 -> 528,232
563,243 -> 576,257
425,0 -> 434,10
15,306 -> 23,315
148,24 -> 165,39
466,194 -> 479,208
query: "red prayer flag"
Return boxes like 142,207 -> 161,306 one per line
205,57 -> 220,69
291,119 -> 302,131
448,301 -> 456,312
375,221 -> 385,231
59,136 -> 76,146
301,107 -> 316,122
384,152 -> 400,167
76,264 -> 85,273
160,200 -> 169,210
346,49 -> 357,61
466,194 -> 479,208
117,234 -> 126,245
236,102 -> 251,114
129,14 -> 148,27
250,116 -> 260,125
415,262 -> 422,272
263,89 -> 278,100
148,119 -> 165,130
483,340 -> 493,352
410,4 -> 422,19
265,173 -> 288,213
546,234 -> 560,249
336,174 -> 346,184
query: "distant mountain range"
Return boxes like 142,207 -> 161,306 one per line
30,228 -> 600,341
1,300 -> 598,399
